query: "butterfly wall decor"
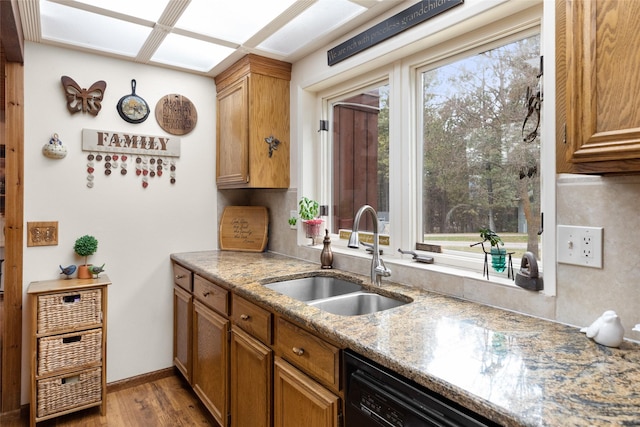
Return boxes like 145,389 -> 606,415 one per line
61,75 -> 107,116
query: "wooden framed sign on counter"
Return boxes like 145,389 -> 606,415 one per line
219,206 -> 269,252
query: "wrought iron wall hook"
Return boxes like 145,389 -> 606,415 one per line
522,86 -> 541,143
265,135 -> 280,157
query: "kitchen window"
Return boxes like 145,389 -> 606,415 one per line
317,10 -> 552,294
417,33 -> 542,275
329,83 -> 390,236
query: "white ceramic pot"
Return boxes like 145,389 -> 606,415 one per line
42,134 -> 68,159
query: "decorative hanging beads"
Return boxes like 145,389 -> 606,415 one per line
87,153 -> 95,188
84,151 -> 177,188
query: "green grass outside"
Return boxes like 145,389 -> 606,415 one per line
423,233 -> 539,260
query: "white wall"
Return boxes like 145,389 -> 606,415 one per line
22,42 -> 217,402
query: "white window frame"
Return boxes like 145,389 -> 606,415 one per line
313,2 -> 555,296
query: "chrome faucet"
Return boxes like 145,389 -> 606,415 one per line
348,205 -> 391,286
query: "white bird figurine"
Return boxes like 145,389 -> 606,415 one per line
580,310 -> 625,348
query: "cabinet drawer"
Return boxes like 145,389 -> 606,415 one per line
38,329 -> 102,376
194,275 -> 229,316
274,317 -> 340,390
231,296 -> 272,344
37,289 -> 102,334
173,264 -> 193,292
36,367 -> 102,418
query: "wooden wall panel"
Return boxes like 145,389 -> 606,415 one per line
1,59 -> 24,413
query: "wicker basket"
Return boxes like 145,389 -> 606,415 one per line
36,367 -> 102,418
38,329 -> 102,375
37,289 -> 102,334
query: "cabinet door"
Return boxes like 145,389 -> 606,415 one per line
273,357 -> 339,427
193,299 -> 230,426
230,326 -> 272,427
173,286 -> 192,384
217,77 -> 249,186
246,73 -> 290,189
559,0 -> 640,173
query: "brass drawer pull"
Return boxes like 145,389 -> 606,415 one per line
240,314 -> 250,321
292,347 -> 305,356
203,291 -> 211,297
175,274 -> 185,280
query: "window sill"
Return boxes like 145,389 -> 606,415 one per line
309,239 -> 534,291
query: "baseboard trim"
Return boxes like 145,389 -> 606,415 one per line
107,366 -> 176,393
0,367 -> 178,421
0,405 -> 28,423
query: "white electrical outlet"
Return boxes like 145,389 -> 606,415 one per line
557,225 -> 603,268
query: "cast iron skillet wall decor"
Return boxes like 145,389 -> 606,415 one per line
117,79 -> 150,123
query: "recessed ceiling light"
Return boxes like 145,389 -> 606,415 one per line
69,0 -> 170,22
151,32 -> 236,72
175,0 -> 298,44
259,0 -> 366,56
40,1 -> 152,57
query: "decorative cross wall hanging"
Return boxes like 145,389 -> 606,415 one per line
61,76 -> 107,116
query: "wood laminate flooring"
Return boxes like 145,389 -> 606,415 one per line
1,374 -> 217,427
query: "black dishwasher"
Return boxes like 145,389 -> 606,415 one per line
344,350 -> 500,427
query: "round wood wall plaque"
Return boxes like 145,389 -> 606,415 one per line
155,94 -> 198,135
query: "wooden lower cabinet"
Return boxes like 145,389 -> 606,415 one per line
273,357 -> 340,427
193,299 -> 230,426
172,264 -> 344,427
173,285 -> 192,383
230,325 -> 273,427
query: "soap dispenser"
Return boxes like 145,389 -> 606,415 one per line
320,229 -> 333,269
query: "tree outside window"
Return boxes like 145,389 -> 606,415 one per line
420,34 -> 542,261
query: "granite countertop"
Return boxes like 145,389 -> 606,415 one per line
170,250 -> 640,427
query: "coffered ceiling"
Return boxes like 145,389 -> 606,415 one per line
17,0 -> 404,76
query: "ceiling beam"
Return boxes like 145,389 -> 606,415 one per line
0,0 -> 25,62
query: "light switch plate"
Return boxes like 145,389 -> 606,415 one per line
557,225 -> 603,268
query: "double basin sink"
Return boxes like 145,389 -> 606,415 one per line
264,275 -> 411,316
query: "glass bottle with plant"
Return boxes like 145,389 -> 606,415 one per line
299,196 -> 323,244
74,234 -> 98,279
478,227 -> 506,272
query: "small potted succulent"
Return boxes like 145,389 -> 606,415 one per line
479,227 -> 506,272
74,234 -> 98,279
299,196 -> 323,244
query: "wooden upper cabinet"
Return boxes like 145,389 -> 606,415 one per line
215,54 -> 291,188
558,0 -> 640,174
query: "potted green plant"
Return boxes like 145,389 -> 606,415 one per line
299,196 -> 323,244
74,234 -> 98,279
479,227 -> 506,272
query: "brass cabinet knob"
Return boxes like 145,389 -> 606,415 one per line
292,347 -> 305,356
240,314 -> 250,321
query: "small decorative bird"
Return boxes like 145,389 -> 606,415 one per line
59,264 -> 77,279
88,263 -> 105,278
581,310 -> 625,348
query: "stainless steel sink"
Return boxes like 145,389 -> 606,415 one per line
308,292 -> 408,316
264,276 -> 363,301
264,275 -> 410,316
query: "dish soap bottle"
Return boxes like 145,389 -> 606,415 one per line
320,229 -> 333,269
